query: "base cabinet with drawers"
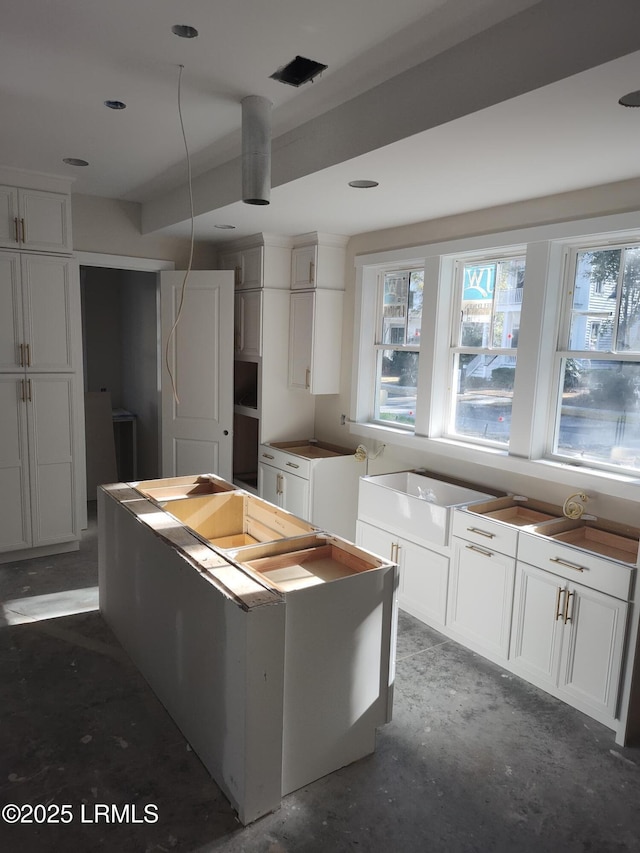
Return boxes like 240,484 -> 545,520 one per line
259,441 -> 364,542
448,536 -> 515,662
358,483 -> 640,742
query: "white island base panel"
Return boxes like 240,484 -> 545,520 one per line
98,484 -> 396,824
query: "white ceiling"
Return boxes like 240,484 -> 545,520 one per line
3,0 -> 640,244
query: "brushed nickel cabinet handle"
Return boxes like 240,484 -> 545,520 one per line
466,543 -> 494,558
14,217 -> 19,243
285,461 -> 299,469
550,556 -> 584,573
20,378 -> 25,402
305,368 -> 311,389
466,526 -> 495,539
261,452 -> 274,459
309,261 -> 315,284
563,590 -> 575,624
555,586 -> 565,621
25,343 -> 31,367
19,343 -> 24,367
20,218 -> 26,243
27,378 -> 32,402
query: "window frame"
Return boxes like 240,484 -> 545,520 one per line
444,250 -> 526,449
546,240 -> 640,473
351,210 -> 640,502
370,266 -> 424,430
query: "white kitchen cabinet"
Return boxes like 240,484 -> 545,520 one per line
448,535 -> 515,661
99,481 -> 396,824
0,185 -> 72,253
258,441 -> 364,541
288,289 -> 343,394
0,373 -> 77,555
357,473 -> 495,630
0,171 -> 82,563
220,234 -> 291,290
258,459 -> 310,521
356,520 -> 448,628
510,560 -> 627,725
290,233 -> 348,290
220,247 -> 261,289
234,290 -> 262,357
0,253 -> 78,373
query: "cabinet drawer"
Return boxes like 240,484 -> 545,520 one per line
258,445 -> 311,480
452,508 -> 518,557
517,531 -> 633,600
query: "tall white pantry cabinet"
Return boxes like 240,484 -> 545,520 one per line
0,171 -> 82,562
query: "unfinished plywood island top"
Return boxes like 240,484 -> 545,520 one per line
98,475 -> 397,824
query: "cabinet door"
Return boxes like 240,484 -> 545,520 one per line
26,375 -> 76,546
559,582 -> 627,720
240,246 -> 263,289
291,246 -> 316,290
510,562 -> 564,687
448,538 -> 515,659
280,469 -> 310,520
356,520 -> 396,564
0,186 -> 19,248
289,291 -> 313,389
400,540 -> 449,628
19,189 -> 72,253
220,250 -> 242,287
21,254 -> 76,371
0,253 -> 24,371
0,376 -> 31,551
258,461 -> 282,508
235,291 -> 262,357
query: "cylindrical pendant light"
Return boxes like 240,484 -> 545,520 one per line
242,95 -> 272,205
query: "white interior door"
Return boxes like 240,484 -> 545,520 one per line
161,271 -> 234,480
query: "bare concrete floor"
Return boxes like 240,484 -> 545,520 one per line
1,510 -> 639,852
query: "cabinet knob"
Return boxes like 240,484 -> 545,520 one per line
223,430 -> 229,436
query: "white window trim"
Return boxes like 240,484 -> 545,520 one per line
351,209 -> 640,503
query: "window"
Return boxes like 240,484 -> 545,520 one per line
373,268 -> 424,427
553,244 -> 640,472
447,255 -> 525,446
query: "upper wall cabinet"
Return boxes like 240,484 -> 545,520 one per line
290,232 -> 348,291
219,234 -> 292,290
0,253 -> 78,372
0,186 -> 72,254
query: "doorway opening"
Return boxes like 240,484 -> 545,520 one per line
77,252 -> 174,509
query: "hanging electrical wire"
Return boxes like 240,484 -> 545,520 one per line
165,63 -> 196,404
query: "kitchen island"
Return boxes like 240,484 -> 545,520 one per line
98,475 -> 397,824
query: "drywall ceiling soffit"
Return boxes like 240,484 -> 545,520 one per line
141,0 -> 640,239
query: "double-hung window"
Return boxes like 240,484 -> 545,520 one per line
553,243 -> 640,472
372,268 -> 424,428
447,254 -> 525,446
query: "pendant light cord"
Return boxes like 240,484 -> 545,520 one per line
165,63 -> 196,404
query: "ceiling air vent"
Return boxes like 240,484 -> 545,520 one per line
270,56 -> 327,87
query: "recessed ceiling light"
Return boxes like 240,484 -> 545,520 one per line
104,100 -> 126,110
172,24 -> 199,38
619,90 -> 640,107
214,224 -> 236,230
348,180 -> 379,189
63,158 -> 89,167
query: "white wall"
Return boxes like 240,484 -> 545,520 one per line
72,194 -> 217,269
314,176 -> 640,525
